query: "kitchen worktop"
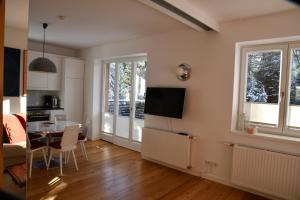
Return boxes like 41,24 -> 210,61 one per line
27,106 -> 64,111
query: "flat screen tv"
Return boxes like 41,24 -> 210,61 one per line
144,87 -> 186,119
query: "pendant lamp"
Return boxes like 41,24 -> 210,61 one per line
29,23 -> 57,73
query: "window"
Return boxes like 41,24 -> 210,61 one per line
238,42 -> 300,137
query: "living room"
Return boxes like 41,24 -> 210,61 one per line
1,0 -> 300,199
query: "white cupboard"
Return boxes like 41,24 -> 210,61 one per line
62,58 -> 84,123
27,50 -> 84,123
27,71 -> 48,90
27,51 -> 62,91
46,54 -> 62,91
64,58 -> 84,79
27,51 -> 47,90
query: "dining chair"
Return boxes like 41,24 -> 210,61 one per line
28,132 -> 43,140
27,135 -> 48,178
47,124 -> 80,176
78,125 -> 88,160
49,114 -> 67,139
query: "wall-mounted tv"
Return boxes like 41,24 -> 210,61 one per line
144,87 -> 186,119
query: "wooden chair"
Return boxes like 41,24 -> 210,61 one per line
27,135 -> 48,178
47,125 -> 80,176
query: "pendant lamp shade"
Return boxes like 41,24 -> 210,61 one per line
29,23 -> 57,73
29,57 -> 56,72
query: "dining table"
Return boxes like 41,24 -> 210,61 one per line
27,120 -> 82,168
27,120 -> 81,134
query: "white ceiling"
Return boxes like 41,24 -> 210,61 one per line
187,0 -> 297,22
28,0 -> 187,49
28,0 -> 298,49
5,0 -> 29,29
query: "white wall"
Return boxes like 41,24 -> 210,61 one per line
4,26 -> 27,48
28,40 -> 79,57
79,10 -> 300,184
3,26 -> 28,114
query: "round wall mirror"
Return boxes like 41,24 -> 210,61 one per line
176,63 -> 191,81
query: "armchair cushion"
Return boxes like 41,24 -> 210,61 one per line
3,114 -> 26,144
14,113 -> 26,130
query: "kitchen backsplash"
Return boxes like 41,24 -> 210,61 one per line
27,90 -> 62,107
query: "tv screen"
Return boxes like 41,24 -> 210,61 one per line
144,87 -> 185,118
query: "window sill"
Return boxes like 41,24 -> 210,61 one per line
231,130 -> 300,145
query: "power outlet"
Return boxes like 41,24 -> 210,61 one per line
205,160 -> 218,167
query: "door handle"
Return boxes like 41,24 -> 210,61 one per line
280,91 -> 285,102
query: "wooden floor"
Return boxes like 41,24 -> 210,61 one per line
27,140 -> 269,200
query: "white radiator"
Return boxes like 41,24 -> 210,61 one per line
141,128 -> 193,169
232,145 -> 300,200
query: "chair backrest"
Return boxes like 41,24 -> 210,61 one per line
79,125 -> 88,138
80,119 -> 90,138
54,114 -> 66,122
60,125 -> 80,151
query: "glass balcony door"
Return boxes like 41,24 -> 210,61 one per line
132,60 -> 147,142
101,57 -> 147,150
115,62 -> 132,139
101,62 -> 116,135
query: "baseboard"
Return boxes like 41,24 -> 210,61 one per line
142,155 -> 201,177
200,173 -> 282,200
142,156 -> 281,200
88,133 -> 101,141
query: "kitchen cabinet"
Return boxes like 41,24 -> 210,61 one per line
27,71 -> 48,90
46,53 -> 62,90
27,51 -> 47,90
64,58 -> 84,79
27,50 -> 62,91
27,51 -> 84,123
62,58 -> 84,123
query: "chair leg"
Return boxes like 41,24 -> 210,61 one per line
47,149 -> 53,170
64,151 -> 67,164
66,151 -> 71,164
81,141 -> 88,160
72,150 -> 78,171
29,151 -> 33,178
60,152 -> 63,176
42,149 -> 47,167
80,142 -> 84,155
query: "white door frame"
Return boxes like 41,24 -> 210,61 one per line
100,56 -> 147,152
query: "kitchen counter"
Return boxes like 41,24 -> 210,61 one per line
27,106 -> 64,111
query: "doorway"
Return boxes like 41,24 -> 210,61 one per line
101,56 -> 147,151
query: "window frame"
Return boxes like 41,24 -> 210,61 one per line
238,43 -> 291,136
283,42 -> 300,136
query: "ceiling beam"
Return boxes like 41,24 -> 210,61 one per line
139,0 -> 220,32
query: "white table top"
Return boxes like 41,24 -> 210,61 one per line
27,121 -> 81,134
